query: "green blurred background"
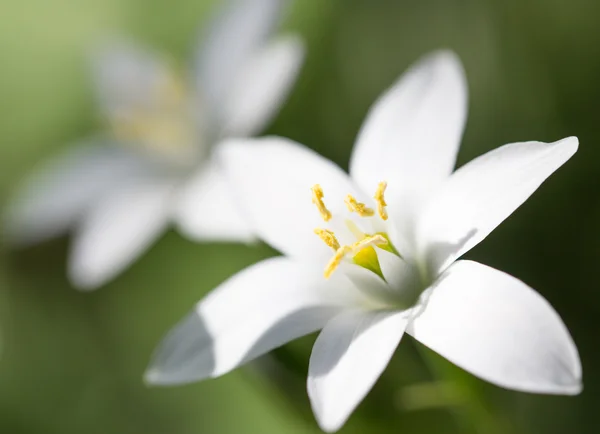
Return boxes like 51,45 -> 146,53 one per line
0,0 -> 598,432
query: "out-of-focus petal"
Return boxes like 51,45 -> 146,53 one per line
145,257 -> 366,385
218,137 -> 367,261
196,0 -> 284,119
68,174 -> 176,290
92,43 -> 173,118
408,260 -> 582,395
349,50 -> 467,240
173,158 -> 255,243
308,310 -> 408,432
5,142 -> 145,246
417,137 -> 578,275
220,35 -> 304,137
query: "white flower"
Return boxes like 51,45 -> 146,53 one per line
145,51 -> 582,432
4,0 -> 304,290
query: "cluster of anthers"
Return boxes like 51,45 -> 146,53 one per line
311,182 -> 390,278
109,72 -> 195,160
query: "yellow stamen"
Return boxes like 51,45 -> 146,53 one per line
314,228 -> 340,251
311,184 -> 332,221
374,181 -> 388,221
351,234 -> 388,252
324,245 -> 352,279
109,69 -> 195,160
323,234 -> 388,279
345,194 -> 374,217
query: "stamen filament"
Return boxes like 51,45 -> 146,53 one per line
345,220 -> 366,239
311,184 -> 332,221
352,234 -> 388,252
374,181 -> 388,220
314,228 -> 340,251
324,246 -> 352,279
345,194 -> 374,217
323,234 -> 388,278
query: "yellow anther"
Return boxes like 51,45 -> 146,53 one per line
311,184 -> 332,221
314,228 -> 340,251
374,181 -> 388,221
345,194 -> 374,217
109,69 -> 197,161
351,234 -> 388,252
323,234 -> 388,279
324,245 -> 352,279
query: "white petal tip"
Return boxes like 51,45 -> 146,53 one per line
557,135 -> 579,153
143,368 -> 177,387
555,368 -> 584,396
311,409 -> 349,433
566,381 -> 583,395
309,398 -> 347,433
316,421 -> 343,433
143,369 -> 160,385
74,285 -> 100,293
426,49 -> 460,62
308,386 -> 338,432
68,263 -> 104,292
68,236 -> 122,291
419,49 -> 464,74
529,379 -> 583,396
71,279 -> 101,292
144,310 -> 217,386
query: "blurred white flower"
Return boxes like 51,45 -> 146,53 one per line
5,0 -> 304,289
145,51 -> 582,432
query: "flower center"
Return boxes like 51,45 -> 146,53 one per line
108,70 -> 199,164
312,182 -> 395,278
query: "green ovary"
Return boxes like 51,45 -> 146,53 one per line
352,232 -> 398,279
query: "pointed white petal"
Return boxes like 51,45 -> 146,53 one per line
146,257 -> 366,385
308,310 -> 408,432
196,0 -> 284,118
173,158 -> 255,243
349,50 -> 467,227
69,175 -> 176,290
418,137 -> 578,275
92,42 -> 172,118
221,35 -> 304,137
218,137 -> 366,260
5,143 -> 145,246
408,260 -> 582,395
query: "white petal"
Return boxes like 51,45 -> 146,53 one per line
308,310 -> 408,432
339,263 -> 399,309
418,137 -> 578,275
173,158 -> 255,243
408,260 -> 582,395
92,42 -> 172,118
220,35 -> 304,137
375,247 -> 421,307
349,50 -> 467,229
146,257 -> 365,385
5,143 -> 146,246
218,136 -> 366,260
196,0 -> 284,119
69,174 -> 176,290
